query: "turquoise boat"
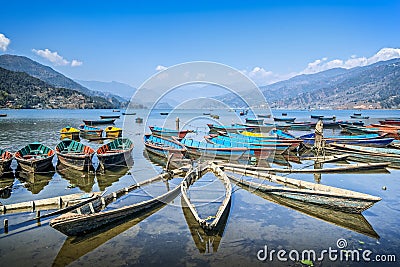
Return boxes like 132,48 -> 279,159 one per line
144,134 -> 186,158
55,139 -> 95,171
15,142 -> 55,172
176,138 -> 248,160
97,138 -> 134,169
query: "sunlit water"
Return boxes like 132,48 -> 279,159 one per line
0,109 -> 399,266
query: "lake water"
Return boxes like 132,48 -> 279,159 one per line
0,108 -> 399,266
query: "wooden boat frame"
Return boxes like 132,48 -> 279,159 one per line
55,139 -> 95,171
181,162 -> 232,230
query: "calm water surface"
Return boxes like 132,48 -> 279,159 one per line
0,109 -> 399,266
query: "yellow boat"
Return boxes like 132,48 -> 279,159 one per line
240,131 -> 267,137
105,126 -> 122,138
60,126 -> 80,140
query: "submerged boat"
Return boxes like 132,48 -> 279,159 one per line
83,119 -> 116,126
55,139 -> 95,171
15,143 -> 55,172
97,138 -> 134,169
0,149 -> 13,177
50,169 -> 185,236
60,126 -> 80,140
224,167 -> 381,213
99,115 -> 120,119
78,124 -> 103,137
144,134 -> 186,158
105,126 -> 122,138
181,162 -> 232,230
149,126 -> 194,138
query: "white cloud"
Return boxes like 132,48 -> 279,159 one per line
155,65 -> 167,71
242,67 -> 295,85
302,48 -> 400,74
71,59 -> 83,67
32,48 -> 83,67
0,33 -> 11,51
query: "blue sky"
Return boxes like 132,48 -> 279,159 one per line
1,0 -> 400,87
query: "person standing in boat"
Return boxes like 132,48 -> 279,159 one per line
314,119 -> 324,156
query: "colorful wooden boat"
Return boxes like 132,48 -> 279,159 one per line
15,142 -> 55,172
78,124 -> 103,137
144,134 -> 186,158
149,126 -> 194,138
224,167 -> 381,213
60,126 -> 80,140
176,138 -> 247,160
220,134 -> 301,152
379,120 -> 400,126
245,118 -> 264,125
105,126 -> 122,138
83,119 -> 116,126
300,133 -> 393,147
99,115 -> 120,119
274,117 -> 296,122
207,124 -> 256,134
97,138 -> 134,169
0,149 -> 13,177
181,162 -> 232,230
55,139 -> 95,171
205,135 -> 290,156
50,169 -> 185,236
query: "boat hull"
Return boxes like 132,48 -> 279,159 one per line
83,119 -> 116,125
0,157 -> 13,177
16,155 -> 54,173
56,153 -> 94,171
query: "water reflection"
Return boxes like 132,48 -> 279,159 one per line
234,181 -> 380,239
96,166 -> 129,191
56,164 -> 95,193
181,196 -> 230,254
15,170 -> 54,194
0,176 -> 14,199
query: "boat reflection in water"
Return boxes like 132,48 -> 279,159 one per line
235,182 -> 379,239
56,163 -> 95,193
53,204 -> 167,267
96,165 -> 130,191
15,169 -> 54,194
181,197 -> 231,254
0,176 -> 14,199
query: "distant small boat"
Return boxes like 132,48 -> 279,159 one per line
97,138 -> 134,169
100,115 -> 120,119
60,126 -> 80,140
160,112 -> 169,115
203,112 -> 211,115
83,119 -> 116,125
105,126 -> 122,138
0,114 -> 7,117
135,117 -> 143,123
78,124 -> 103,137
122,112 -> 136,115
112,109 -> 120,112
257,114 -> 271,118
210,114 -> 220,119
0,149 -> 13,177
149,126 -> 193,139
351,115 -> 369,119
15,143 -> 55,172
281,112 -> 288,116
55,139 -> 95,171
311,115 -> 324,119
274,117 -> 296,122
245,118 -> 264,125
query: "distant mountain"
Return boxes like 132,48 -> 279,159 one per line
76,80 -> 136,100
0,67 -> 115,109
0,54 -> 122,107
218,59 -> 400,109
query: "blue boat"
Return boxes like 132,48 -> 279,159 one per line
300,133 -> 394,147
144,134 -> 186,158
207,124 -> 256,134
149,126 -> 194,138
78,124 -> 103,137
176,138 -> 248,160
204,135 -> 289,157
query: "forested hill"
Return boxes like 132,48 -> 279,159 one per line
0,67 -> 115,109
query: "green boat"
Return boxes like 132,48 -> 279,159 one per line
97,138 -> 134,170
56,139 -> 95,171
15,142 -> 55,172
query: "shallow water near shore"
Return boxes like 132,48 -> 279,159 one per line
0,108 -> 399,266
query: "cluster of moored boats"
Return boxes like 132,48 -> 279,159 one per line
2,113 -> 399,240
